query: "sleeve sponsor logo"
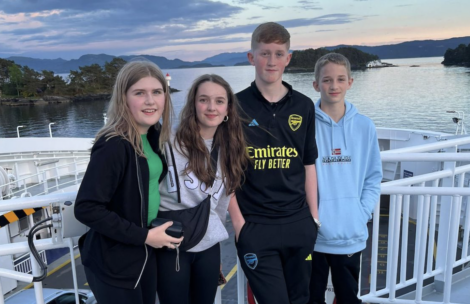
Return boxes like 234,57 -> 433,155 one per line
288,114 -> 302,131
246,145 -> 298,170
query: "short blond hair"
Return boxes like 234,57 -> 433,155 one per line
314,53 -> 352,82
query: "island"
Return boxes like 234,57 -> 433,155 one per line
0,58 -> 180,106
442,44 -> 470,66
286,47 -> 382,73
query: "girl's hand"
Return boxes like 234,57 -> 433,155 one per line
145,221 -> 183,249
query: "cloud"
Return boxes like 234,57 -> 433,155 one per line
281,15 -> 362,27
0,0 -> 362,60
316,29 -> 336,32
296,0 -> 322,10
256,4 -> 282,10
233,0 -> 261,3
2,27 -> 45,35
0,0 -> 245,56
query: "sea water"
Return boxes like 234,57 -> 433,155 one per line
0,57 -> 469,138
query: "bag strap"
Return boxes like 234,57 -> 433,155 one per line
168,142 -> 182,204
168,140 -> 219,203
208,141 -> 219,193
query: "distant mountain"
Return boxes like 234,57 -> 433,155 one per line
325,37 -> 470,59
6,56 -> 68,72
5,36 -> 470,73
119,55 -> 194,69
201,37 -> 470,64
6,54 -> 211,73
201,52 -> 248,66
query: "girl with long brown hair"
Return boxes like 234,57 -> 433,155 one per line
157,74 -> 248,304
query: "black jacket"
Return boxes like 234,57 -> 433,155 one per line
75,126 -> 168,289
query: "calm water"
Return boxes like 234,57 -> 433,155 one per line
1,57 -> 469,138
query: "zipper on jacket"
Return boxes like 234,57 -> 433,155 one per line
134,153 -> 149,289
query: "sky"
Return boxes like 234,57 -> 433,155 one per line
0,0 -> 469,62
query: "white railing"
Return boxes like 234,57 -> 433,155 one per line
0,155 -> 89,200
14,251 -> 47,274
1,136 -> 470,304
0,192 -> 82,304
360,136 -> 470,304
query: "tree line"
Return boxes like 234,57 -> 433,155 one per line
0,46 -> 380,98
442,44 -> 470,66
289,47 -> 380,69
0,57 -> 126,98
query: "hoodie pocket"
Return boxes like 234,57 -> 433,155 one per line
317,197 -> 369,246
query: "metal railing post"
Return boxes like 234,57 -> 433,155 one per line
67,238 -> 80,304
443,195 -> 463,303
16,126 -> 24,138
48,123 -> 55,138
434,146 -> 457,292
30,249 -> 45,304
237,258 -> 245,304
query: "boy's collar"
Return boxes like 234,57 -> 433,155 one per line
251,81 -> 292,104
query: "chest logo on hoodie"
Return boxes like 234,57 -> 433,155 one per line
288,114 -> 302,131
332,148 -> 341,155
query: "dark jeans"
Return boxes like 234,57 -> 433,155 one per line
308,251 -> 362,304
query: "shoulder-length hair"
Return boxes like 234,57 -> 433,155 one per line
95,60 -> 173,156
176,74 -> 248,194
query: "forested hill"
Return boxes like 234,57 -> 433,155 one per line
326,37 -> 470,59
288,47 -> 379,70
442,44 -> 470,66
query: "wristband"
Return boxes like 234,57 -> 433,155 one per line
313,217 -> 321,229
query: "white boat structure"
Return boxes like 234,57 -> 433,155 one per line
0,113 -> 469,304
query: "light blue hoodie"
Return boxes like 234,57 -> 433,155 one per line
314,100 -> 382,254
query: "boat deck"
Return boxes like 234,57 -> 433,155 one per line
399,272 -> 470,303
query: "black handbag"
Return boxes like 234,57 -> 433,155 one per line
150,218 -> 184,238
157,141 -> 218,252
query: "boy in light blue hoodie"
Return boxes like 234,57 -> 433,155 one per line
308,53 -> 382,304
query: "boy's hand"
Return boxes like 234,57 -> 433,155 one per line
234,219 -> 246,242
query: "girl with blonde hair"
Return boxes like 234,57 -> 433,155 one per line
75,60 -> 183,304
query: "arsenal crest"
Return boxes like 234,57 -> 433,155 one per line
244,253 -> 258,270
288,114 -> 302,131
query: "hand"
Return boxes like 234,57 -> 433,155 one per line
145,221 -> 183,249
234,219 -> 245,242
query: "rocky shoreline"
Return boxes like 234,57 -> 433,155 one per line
0,87 -> 180,106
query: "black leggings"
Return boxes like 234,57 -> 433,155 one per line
84,253 -> 157,304
156,243 -> 220,304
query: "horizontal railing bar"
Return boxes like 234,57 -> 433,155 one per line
381,136 -> 470,154
381,187 -> 470,195
0,238 -> 72,257
2,163 -> 87,188
0,268 -> 33,283
0,156 -> 89,164
381,153 -> 470,161
0,191 -> 76,212
383,164 -> 470,187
